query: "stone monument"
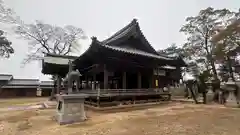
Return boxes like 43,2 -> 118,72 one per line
55,94 -> 88,125
63,60 -> 82,93
224,78 -> 239,108
205,78 -> 214,103
55,60 -> 88,125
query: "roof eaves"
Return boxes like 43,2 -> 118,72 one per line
0,74 -> 13,81
100,44 -> 172,60
45,53 -> 78,60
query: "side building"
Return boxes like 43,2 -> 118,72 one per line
0,74 -> 54,98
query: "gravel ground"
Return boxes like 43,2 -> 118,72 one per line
0,103 -> 240,135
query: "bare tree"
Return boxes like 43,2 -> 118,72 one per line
13,21 -> 86,64
0,0 -> 15,58
0,1 -> 86,100
0,0 -> 86,63
0,29 -> 13,58
13,21 -> 86,100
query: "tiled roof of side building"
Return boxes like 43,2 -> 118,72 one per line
43,53 -> 79,65
0,74 -> 13,81
7,79 -> 40,86
40,81 -> 54,86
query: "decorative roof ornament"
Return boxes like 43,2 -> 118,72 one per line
91,36 -> 97,41
132,18 -> 138,23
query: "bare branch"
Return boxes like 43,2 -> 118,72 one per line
13,20 -> 86,65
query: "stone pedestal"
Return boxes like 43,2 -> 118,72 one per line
55,94 -> 88,125
205,78 -> 214,104
224,78 -> 239,108
225,89 -> 239,108
206,88 -> 214,103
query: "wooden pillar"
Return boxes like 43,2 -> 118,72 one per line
122,72 -> 127,89
149,75 -> 154,88
104,65 -> 108,89
56,75 -> 61,94
137,72 -> 142,89
85,75 -> 89,89
93,74 -> 96,90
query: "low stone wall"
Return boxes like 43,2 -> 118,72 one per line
170,86 -> 186,97
0,88 -> 37,98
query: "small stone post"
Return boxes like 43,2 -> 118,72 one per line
205,78 -> 214,104
225,78 -> 239,107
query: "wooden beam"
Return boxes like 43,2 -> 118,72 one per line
122,72 -> 127,89
104,64 -> 108,89
138,72 -> 142,89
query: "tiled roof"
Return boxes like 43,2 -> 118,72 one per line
2,85 -> 38,88
40,81 -> 54,86
101,19 -> 159,55
0,74 -> 13,81
43,54 -> 77,65
101,44 -> 172,60
46,53 -> 78,59
102,21 -> 135,44
6,79 -> 39,86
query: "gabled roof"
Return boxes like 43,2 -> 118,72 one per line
93,38 -> 172,60
74,19 -> 187,69
0,74 -> 13,81
157,52 -> 187,67
101,19 -> 159,55
43,53 -> 78,65
41,53 -> 79,76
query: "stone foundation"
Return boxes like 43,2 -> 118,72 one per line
55,94 -> 88,125
225,90 -> 239,108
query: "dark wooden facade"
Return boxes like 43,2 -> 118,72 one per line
73,19 -> 186,90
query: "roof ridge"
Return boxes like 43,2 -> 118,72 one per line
0,74 -> 13,76
45,53 -> 78,59
101,19 -> 137,43
100,19 -> 159,55
11,79 -> 39,81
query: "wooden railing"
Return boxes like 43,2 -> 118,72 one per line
77,88 -> 170,97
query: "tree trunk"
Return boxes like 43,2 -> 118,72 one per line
226,56 -> 235,81
210,58 -> 218,80
202,91 -> 207,104
189,86 -> 199,104
204,29 -> 218,80
186,81 -> 199,104
49,76 -> 57,101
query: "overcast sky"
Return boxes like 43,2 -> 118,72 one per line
0,0 -> 239,80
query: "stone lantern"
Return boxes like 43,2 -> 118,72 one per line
205,78 -> 214,103
224,77 -> 239,107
